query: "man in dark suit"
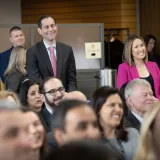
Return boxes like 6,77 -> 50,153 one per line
0,26 -> 25,84
40,77 -> 66,132
123,79 -> 155,131
26,15 -> 77,92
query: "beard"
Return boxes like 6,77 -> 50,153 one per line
44,94 -> 63,108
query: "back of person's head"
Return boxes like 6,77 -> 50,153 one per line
19,79 -> 39,106
4,46 -> 26,76
45,140 -> 122,160
134,102 -> 160,160
62,91 -> 87,102
0,91 -> 20,107
122,35 -> 148,66
124,78 -> 151,100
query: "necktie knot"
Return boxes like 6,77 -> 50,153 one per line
48,46 -> 54,53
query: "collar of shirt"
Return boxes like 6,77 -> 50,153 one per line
43,40 -> 57,59
45,102 -> 54,115
131,111 -> 143,123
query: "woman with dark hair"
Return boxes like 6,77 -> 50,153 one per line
21,108 -> 48,160
19,80 -> 43,112
92,86 -> 139,160
144,34 -> 160,68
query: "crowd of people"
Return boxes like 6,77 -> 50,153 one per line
0,14 -> 160,160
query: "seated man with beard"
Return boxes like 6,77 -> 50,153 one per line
40,77 -> 66,132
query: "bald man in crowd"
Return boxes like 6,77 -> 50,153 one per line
63,91 -> 87,102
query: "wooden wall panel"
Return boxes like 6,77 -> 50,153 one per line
140,0 -> 160,54
21,0 -> 137,42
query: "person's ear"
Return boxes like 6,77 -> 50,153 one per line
37,28 -> 42,35
10,37 -> 13,43
126,97 -> 132,109
54,128 -> 65,146
42,94 -> 45,103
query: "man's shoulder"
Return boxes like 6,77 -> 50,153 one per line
0,47 -> 13,57
57,41 -> 72,49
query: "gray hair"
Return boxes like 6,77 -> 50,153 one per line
124,79 -> 151,99
0,100 -> 20,111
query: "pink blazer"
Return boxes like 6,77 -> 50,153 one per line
117,62 -> 160,99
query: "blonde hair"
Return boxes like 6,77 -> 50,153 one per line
134,102 -> 160,160
4,46 -> 26,76
0,91 -> 20,107
122,35 -> 148,66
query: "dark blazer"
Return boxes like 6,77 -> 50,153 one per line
5,68 -> 27,94
47,131 -> 57,150
41,106 -> 52,132
0,47 -> 13,83
123,111 -> 141,132
26,41 -> 77,92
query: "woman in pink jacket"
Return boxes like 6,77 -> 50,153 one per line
117,35 -> 160,99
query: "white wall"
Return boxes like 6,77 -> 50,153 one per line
0,0 -> 21,24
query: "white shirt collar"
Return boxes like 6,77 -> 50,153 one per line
43,40 -> 56,49
131,111 -> 143,123
45,102 -> 54,114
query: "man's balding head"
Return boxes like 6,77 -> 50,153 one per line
63,91 -> 87,102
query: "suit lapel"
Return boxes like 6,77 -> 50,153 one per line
38,41 -> 54,75
129,65 -> 139,79
56,42 -> 63,78
127,111 -> 141,130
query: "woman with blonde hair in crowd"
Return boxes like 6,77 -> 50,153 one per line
4,46 -> 27,94
0,90 -> 20,107
117,35 -> 160,99
134,102 -> 160,160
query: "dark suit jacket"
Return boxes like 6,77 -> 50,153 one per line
5,68 -> 27,94
123,111 -> 141,132
26,41 -> 77,92
47,131 -> 57,150
41,106 -> 52,132
0,47 -> 13,83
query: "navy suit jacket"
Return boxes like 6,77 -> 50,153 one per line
26,41 -> 77,92
0,47 -> 13,83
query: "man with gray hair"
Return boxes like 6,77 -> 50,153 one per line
0,100 -> 30,160
124,78 -> 155,131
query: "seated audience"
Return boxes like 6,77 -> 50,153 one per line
19,80 -> 43,112
22,109 -> 48,160
92,86 -> 139,160
63,90 -> 87,102
40,77 -> 66,132
0,101 -> 30,160
47,100 -> 100,149
124,79 -> 155,131
4,46 -> 27,94
144,34 -> 160,68
45,140 -> 122,160
134,102 -> 160,160
0,90 -> 20,107
117,35 -> 160,99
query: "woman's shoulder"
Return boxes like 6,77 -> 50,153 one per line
126,127 -> 139,139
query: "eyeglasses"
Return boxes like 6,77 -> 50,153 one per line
44,87 -> 64,96
42,24 -> 57,30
